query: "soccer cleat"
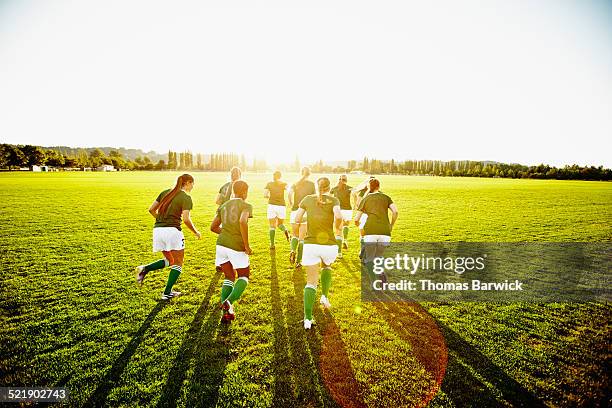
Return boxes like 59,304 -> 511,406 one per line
222,299 -> 235,320
320,295 -> 331,309
304,319 -> 315,330
215,265 -> 222,273
221,312 -> 234,323
289,251 -> 296,265
284,230 -> 290,242
161,291 -> 182,300
342,241 -> 348,249
337,252 -> 343,259
295,263 -> 302,269
270,245 -> 276,251
135,265 -> 147,285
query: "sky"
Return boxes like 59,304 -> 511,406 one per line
0,0 -> 611,167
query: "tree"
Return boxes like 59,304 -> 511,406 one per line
3,144 -> 25,168
44,149 -> 65,167
21,145 -> 46,167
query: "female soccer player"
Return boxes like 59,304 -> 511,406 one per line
264,170 -> 290,249
330,175 -> 353,258
211,180 -> 253,322
354,178 -> 398,270
216,166 -> 242,206
135,174 -> 201,300
352,176 -> 375,260
288,167 -> 316,267
294,177 -> 343,329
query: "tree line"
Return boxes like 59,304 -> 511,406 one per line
1,143 -> 609,180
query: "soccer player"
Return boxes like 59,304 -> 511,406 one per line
288,167 -> 316,267
216,166 -> 242,206
352,176 -> 375,261
210,180 -> 253,322
294,177 -> 343,329
264,171 -> 290,249
330,174 -> 353,258
136,174 -> 201,300
354,178 -> 398,274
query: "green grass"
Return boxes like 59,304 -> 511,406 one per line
0,172 -> 610,407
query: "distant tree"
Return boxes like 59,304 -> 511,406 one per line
2,144 -> 25,168
21,145 -> 46,166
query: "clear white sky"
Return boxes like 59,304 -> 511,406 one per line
0,0 -> 611,167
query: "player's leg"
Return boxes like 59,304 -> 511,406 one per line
222,249 -> 250,320
342,219 -> 350,249
319,244 -> 338,309
276,206 -> 289,242
302,244 -> 321,329
136,251 -> 171,285
296,223 -> 307,267
268,217 -> 277,249
162,248 -> 184,299
289,211 -> 300,264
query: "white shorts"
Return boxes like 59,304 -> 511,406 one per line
340,209 -> 353,222
359,214 -> 368,230
153,227 -> 185,252
302,244 -> 338,267
290,210 -> 307,224
215,245 -> 250,269
363,234 -> 391,243
267,204 -> 286,220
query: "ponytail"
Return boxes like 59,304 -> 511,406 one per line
317,177 -> 330,207
158,173 -> 194,215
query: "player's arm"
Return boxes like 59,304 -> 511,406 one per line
239,209 -> 252,255
210,214 -> 222,235
389,203 -> 399,232
333,205 -> 343,236
215,193 -> 224,206
294,207 -> 306,224
354,210 -> 363,226
148,201 -> 159,218
182,210 -> 201,239
288,187 -> 294,207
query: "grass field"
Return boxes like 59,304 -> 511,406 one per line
0,172 -> 610,407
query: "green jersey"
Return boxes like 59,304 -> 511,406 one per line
265,181 -> 287,206
216,198 -> 253,252
330,185 -> 353,210
299,194 -> 340,245
218,181 -> 233,206
154,189 -> 193,230
290,180 -> 316,211
357,192 -> 393,236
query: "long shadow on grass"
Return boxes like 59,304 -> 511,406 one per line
156,270 -> 223,408
275,260 -> 365,408
343,259 -> 546,407
86,301 -> 167,406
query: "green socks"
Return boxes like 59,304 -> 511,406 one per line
164,265 -> 182,295
144,258 -> 169,272
269,228 -> 276,246
297,240 -> 304,263
228,277 -> 248,303
290,237 -> 299,252
303,284 -> 317,320
278,224 -> 287,232
342,226 -> 349,241
221,279 -> 234,303
321,267 -> 332,297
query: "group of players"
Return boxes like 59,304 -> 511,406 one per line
135,167 -> 398,329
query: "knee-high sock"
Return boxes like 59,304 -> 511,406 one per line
269,228 -> 276,245
228,277 -> 248,303
290,236 -> 298,252
342,226 -> 349,241
278,224 -> 287,232
335,236 -> 343,254
321,267 -> 332,297
164,265 -> 182,295
220,279 -> 234,303
144,258 -> 169,272
297,240 -> 304,263
303,284 -> 317,320
359,237 -> 365,259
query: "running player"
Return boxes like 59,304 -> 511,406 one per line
288,167 -> 316,267
352,176 -> 375,261
136,174 -> 201,300
211,180 -> 253,322
216,166 -> 242,206
330,175 -> 353,258
354,178 -> 398,276
264,171 -> 290,249
294,177 -> 342,329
